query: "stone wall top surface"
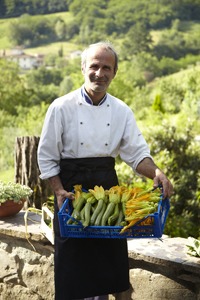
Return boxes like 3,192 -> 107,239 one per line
0,210 -> 44,241
127,236 -> 200,275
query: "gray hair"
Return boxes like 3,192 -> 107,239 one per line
81,41 -> 118,74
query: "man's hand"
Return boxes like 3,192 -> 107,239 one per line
136,157 -> 173,198
153,168 -> 173,198
48,175 -> 74,210
56,189 -> 75,210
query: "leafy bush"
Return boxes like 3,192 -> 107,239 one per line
8,15 -> 56,47
144,121 -> 199,238
0,60 -> 30,114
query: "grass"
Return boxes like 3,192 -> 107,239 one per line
25,41 -> 81,57
0,168 -> 15,182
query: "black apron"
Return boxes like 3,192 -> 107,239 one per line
54,157 -> 130,300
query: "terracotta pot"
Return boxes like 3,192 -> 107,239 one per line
0,199 -> 25,217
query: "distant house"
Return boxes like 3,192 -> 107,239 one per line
1,47 -> 44,70
70,50 -> 82,59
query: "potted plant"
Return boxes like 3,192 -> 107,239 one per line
0,181 -> 33,217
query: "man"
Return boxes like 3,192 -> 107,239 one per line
37,41 -> 173,300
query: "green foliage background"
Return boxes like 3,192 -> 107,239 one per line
0,0 -> 199,239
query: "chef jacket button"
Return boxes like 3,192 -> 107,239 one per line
80,122 -> 83,124
107,104 -> 110,107
107,123 -> 110,126
105,143 -> 108,146
81,142 -> 84,145
79,102 -> 82,105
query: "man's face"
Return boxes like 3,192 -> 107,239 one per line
82,46 -> 116,99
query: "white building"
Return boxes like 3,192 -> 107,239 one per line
1,47 -> 44,70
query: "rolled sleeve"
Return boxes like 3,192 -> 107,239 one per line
119,109 -> 152,172
38,158 -> 60,180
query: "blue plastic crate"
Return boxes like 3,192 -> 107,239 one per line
58,195 -> 170,239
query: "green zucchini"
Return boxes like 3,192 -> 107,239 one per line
67,209 -> 80,224
101,202 -> 115,226
94,202 -> 107,226
82,202 -> 92,228
108,203 -> 120,226
73,196 -> 86,219
90,199 -> 104,225
115,206 -> 124,226
80,205 -> 86,222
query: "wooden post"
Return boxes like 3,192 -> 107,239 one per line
14,136 -> 52,209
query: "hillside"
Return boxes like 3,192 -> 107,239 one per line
1,1 -> 200,61
0,12 -> 76,55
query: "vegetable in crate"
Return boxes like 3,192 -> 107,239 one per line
82,195 -> 96,227
94,202 -> 107,226
101,185 -> 121,226
120,187 -> 133,216
67,185 -> 92,224
66,185 -> 162,230
72,184 -> 82,208
89,185 -> 107,225
120,186 -> 161,234
73,190 -> 92,220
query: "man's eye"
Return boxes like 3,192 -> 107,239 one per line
90,65 -> 98,70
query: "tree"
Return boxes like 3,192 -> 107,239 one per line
65,21 -> 79,40
69,0 -> 108,42
0,59 -> 30,114
9,20 -> 34,46
8,15 -> 56,47
121,23 -> 152,59
48,0 -> 68,13
152,94 -> 165,113
171,0 -> 200,20
26,66 -> 63,86
55,19 -> 67,40
4,0 -> 17,17
147,123 -> 200,238
59,76 -> 74,96
0,0 -> 6,17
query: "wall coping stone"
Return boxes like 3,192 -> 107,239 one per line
0,210 -> 45,242
127,236 -> 200,278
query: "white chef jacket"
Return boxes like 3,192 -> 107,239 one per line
37,87 -> 152,179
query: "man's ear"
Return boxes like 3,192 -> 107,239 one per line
114,69 -> 118,78
81,64 -> 85,75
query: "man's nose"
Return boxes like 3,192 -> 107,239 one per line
95,68 -> 104,77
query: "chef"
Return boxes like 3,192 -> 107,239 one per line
37,41 -> 173,300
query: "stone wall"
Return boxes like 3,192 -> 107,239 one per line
0,212 -> 199,300
0,235 -> 54,300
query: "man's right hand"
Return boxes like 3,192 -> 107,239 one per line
48,175 -> 74,210
56,190 -> 74,210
